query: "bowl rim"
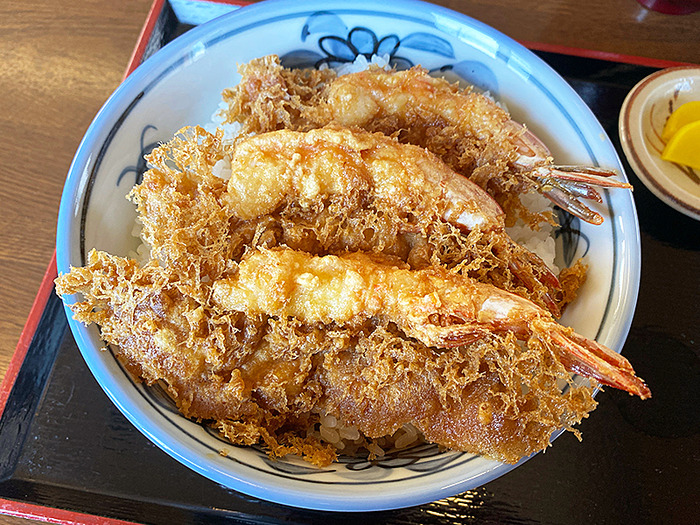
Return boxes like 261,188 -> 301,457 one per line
56,0 -> 642,512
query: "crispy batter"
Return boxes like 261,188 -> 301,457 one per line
558,258 -> 589,309
215,248 -> 648,398
55,60 -> 647,467
218,57 -> 593,309
221,56 -> 540,225
56,249 -> 598,465
222,54 -> 335,134
55,243 -> 646,464
222,56 -> 632,227
56,250 -> 338,464
321,327 -> 596,463
140,125 -> 563,314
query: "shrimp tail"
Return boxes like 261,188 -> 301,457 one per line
541,185 -> 605,226
541,321 -> 651,399
541,166 -> 633,189
417,323 -> 492,348
514,124 -> 632,225
557,180 -> 604,203
532,166 -> 633,225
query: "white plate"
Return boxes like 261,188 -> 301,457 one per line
56,0 -> 641,512
619,66 -> 700,221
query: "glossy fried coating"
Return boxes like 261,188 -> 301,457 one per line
222,55 -> 631,226
55,92 -> 644,467
214,248 -> 649,398
56,249 -> 338,465
222,56 -> 517,203
136,125 -> 563,315
57,248 -> 600,465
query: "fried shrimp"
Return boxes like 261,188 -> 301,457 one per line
55,247 -> 642,465
224,126 -> 563,314
213,248 -> 650,399
221,55 -> 631,226
55,55 -> 649,468
55,249 -> 339,465
134,124 -> 563,314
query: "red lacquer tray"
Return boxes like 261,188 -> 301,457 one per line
1,1 -> 698,523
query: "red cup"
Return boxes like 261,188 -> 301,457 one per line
636,0 -> 700,14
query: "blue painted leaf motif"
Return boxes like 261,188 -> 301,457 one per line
342,458 -> 375,471
319,35 -> 357,62
555,207 -> 589,266
280,50 -> 326,69
376,456 -> 419,468
263,456 -> 337,475
333,442 -> 454,472
376,34 -> 400,57
117,124 -> 159,187
301,11 -> 348,41
348,27 -> 378,55
437,60 -> 499,96
405,450 -> 471,472
401,32 -> 455,58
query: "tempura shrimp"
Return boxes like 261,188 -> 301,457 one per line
55,249 -> 597,465
222,126 -> 563,314
213,247 -> 650,399
221,55 -> 631,225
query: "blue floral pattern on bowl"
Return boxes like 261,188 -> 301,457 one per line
117,124 -> 160,187
283,11 -> 454,70
282,11 -> 499,94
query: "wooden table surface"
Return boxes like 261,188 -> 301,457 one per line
0,0 -> 698,523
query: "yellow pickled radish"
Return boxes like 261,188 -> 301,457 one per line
661,120 -> 700,170
661,101 -> 700,142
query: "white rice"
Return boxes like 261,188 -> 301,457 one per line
505,191 -> 559,273
328,53 -> 392,76
309,409 -> 422,457
211,157 -> 232,180
128,217 -> 153,264
205,100 -> 242,146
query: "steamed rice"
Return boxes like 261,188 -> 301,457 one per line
312,412 -> 423,458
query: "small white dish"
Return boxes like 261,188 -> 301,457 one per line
619,66 -> 700,221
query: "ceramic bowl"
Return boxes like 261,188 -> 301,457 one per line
619,66 -> 700,221
56,0 -> 641,511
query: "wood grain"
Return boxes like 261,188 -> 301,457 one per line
435,0 -> 700,63
0,0 -> 151,405
0,1 -> 697,523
